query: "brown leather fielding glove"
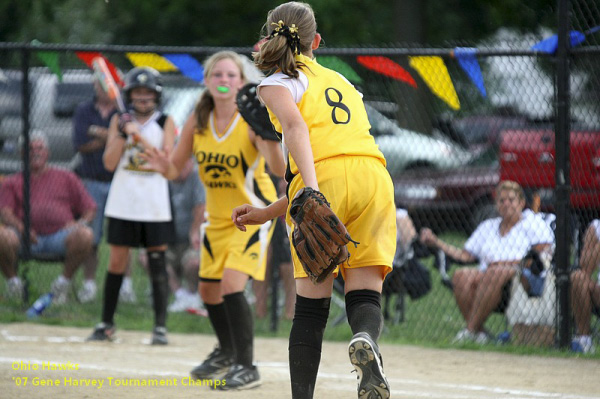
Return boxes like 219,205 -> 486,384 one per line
289,187 -> 359,284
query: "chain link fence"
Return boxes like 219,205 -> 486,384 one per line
1,0 -> 599,352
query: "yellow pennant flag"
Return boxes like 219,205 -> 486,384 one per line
409,56 -> 460,110
126,53 -> 178,72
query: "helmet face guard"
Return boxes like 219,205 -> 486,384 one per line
123,67 -> 163,105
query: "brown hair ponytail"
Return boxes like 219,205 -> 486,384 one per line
253,2 -> 317,78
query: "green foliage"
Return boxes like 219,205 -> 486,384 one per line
2,231 -> 598,359
0,0 -> 557,46
427,0 -> 556,45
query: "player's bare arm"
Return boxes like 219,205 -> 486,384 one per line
259,85 -> 319,190
103,114 -> 129,171
250,130 -> 285,177
141,113 -> 195,179
232,196 -> 288,232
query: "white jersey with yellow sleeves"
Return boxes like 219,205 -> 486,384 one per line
260,54 -> 386,176
192,111 -> 277,224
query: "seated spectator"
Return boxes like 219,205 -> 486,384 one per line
383,208 -> 432,300
420,180 -> 554,344
570,219 -> 600,354
0,130 -> 96,303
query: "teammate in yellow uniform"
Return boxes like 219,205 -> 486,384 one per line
231,3 -> 397,399
143,51 -> 285,390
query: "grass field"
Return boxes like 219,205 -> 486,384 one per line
1,231 -> 598,359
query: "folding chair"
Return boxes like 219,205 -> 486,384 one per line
505,257 -> 556,347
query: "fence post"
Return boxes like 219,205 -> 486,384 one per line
554,0 -> 572,349
20,45 -> 32,261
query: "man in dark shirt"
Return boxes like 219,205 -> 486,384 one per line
72,79 -> 117,303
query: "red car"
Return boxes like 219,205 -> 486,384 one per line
394,115 -> 538,233
500,129 -> 600,212
393,145 -> 500,233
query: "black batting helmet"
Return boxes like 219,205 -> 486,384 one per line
123,67 -> 162,104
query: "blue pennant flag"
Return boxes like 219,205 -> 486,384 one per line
454,47 -> 486,98
163,54 -> 204,83
531,30 -> 587,54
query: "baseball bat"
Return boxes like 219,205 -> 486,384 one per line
92,56 -> 126,112
91,57 -> 155,150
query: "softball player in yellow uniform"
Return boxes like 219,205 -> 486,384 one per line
143,51 -> 284,390
232,2 -> 396,398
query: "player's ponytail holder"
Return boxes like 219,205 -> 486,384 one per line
267,20 -> 301,55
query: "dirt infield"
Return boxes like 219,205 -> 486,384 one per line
1,323 -> 599,399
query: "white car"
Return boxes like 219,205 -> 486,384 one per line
365,105 -> 474,177
1,69 -> 473,179
0,69 -> 204,176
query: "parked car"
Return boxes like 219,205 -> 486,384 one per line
393,144 -> 500,233
366,105 -> 474,177
0,69 -> 203,178
392,113 -> 557,233
1,68 -> 473,183
500,128 -> 600,226
435,113 -> 532,151
0,69 -> 81,176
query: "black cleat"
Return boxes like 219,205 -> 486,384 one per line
190,346 -> 234,380
87,322 -> 116,342
151,326 -> 168,345
348,332 -> 390,399
216,364 -> 261,390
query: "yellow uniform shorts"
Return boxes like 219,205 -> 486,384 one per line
199,218 -> 274,281
286,156 -> 397,280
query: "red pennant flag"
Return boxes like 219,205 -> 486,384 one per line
357,56 -> 417,88
75,51 -> 124,87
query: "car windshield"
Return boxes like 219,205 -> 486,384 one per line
466,144 -> 498,167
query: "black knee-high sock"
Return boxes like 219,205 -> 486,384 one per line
289,295 -> 331,399
148,251 -> 168,328
223,291 -> 254,367
102,272 -> 123,325
205,302 -> 234,356
345,289 -> 383,341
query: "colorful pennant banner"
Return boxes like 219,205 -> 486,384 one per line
409,56 -> 460,110
357,56 -> 416,88
317,56 -> 362,84
453,47 -> 487,98
75,51 -> 124,86
31,40 -> 62,81
125,53 -> 178,72
531,26 -> 599,54
163,54 -> 204,83
531,30 -> 587,54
